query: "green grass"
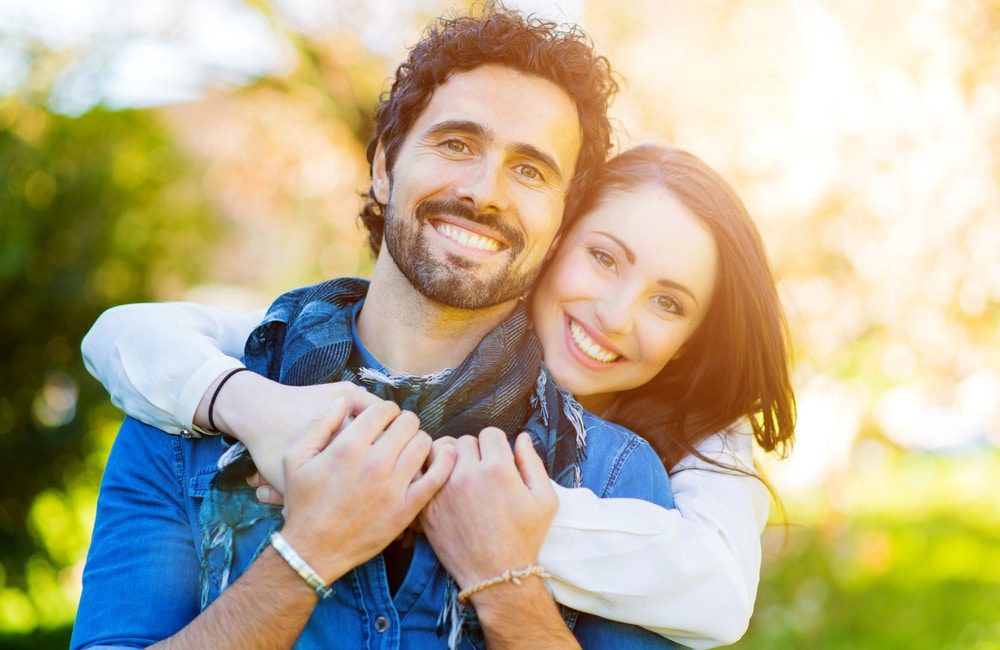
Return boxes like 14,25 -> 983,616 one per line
734,450 -> 1000,649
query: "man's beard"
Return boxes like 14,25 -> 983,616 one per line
383,196 -> 541,310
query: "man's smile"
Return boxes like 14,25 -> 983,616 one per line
431,218 -> 505,252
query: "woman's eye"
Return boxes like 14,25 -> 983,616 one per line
653,294 -> 683,316
443,140 -> 468,154
516,164 -> 542,180
589,248 -> 617,271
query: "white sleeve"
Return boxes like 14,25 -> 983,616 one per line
81,303 -> 266,434
538,426 -> 768,649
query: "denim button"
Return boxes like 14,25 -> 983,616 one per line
374,616 -> 389,633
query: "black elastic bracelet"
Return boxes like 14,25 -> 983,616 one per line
208,367 -> 252,433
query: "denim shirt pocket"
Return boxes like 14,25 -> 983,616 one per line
186,466 -> 223,608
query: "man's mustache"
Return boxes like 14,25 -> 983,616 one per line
414,199 -> 523,251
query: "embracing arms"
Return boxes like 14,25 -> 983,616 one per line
82,301 -> 769,648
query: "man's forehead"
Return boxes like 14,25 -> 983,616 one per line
413,65 -> 582,176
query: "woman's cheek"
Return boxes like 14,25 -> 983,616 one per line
559,252 -> 601,296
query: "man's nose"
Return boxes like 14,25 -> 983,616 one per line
594,293 -> 635,335
454,156 -> 510,215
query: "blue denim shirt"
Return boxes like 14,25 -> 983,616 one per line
73,308 -> 677,649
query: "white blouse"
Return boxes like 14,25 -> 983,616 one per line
81,302 -> 770,648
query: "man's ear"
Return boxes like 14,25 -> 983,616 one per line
372,140 -> 390,204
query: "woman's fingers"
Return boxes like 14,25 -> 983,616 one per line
284,398 -> 348,466
373,410 -> 421,460
477,427 -> 515,466
514,431 -> 551,495
333,400 -> 402,447
256,484 -> 285,505
406,440 -> 457,511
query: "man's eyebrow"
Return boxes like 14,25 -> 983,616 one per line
425,120 -> 490,140
425,120 -> 564,184
595,231 -> 699,306
510,143 -> 563,184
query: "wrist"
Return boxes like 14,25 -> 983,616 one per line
279,524 -> 351,586
197,370 -> 272,441
468,570 -> 554,625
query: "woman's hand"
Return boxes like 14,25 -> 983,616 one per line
196,372 -> 382,492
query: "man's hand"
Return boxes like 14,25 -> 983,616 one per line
195,372 -> 382,492
279,399 -> 456,584
420,431 -> 578,648
418,429 -> 557,591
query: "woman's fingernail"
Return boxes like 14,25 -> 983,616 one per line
257,486 -> 272,501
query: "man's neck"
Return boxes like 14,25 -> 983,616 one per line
356,252 -> 518,375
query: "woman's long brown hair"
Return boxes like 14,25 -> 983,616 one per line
574,145 -> 796,473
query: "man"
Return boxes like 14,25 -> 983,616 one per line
72,6 -> 674,649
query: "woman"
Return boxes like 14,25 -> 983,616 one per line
82,145 -> 794,647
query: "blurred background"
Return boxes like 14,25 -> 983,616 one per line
1,0 -> 998,647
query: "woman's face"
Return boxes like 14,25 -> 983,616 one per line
531,184 -> 719,407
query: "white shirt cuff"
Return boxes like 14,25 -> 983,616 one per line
176,356 -> 246,431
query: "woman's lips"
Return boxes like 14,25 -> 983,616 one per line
563,314 -> 623,370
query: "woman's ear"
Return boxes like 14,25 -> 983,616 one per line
372,140 -> 390,204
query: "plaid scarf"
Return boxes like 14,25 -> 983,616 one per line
199,277 -> 586,647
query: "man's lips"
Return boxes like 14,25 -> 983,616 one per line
430,217 -> 507,252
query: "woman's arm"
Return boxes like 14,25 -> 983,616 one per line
81,302 -> 265,434
81,302 -> 382,490
540,428 -> 768,649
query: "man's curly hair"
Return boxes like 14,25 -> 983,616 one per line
359,3 -> 618,254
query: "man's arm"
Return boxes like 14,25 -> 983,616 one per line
74,402 -> 455,649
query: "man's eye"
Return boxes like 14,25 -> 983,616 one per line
653,294 -> 683,316
443,140 -> 468,154
516,164 -> 542,180
589,248 -> 616,271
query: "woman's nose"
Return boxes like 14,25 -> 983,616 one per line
594,294 -> 634,335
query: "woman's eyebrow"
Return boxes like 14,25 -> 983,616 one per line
594,231 -> 635,264
657,278 -> 698,306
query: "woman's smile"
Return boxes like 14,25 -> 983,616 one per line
564,313 -> 624,367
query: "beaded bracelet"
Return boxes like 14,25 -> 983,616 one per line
457,565 -> 552,605
270,531 -> 333,599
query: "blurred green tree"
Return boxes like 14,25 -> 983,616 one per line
0,97 -> 219,640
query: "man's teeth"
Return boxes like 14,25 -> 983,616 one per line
434,222 -> 501,252
569,319 -> 620,364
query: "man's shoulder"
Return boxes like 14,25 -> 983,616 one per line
110,416 -> 226,487
577,412 -> 671,507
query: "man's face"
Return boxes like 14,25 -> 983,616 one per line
372,64 -> 582,309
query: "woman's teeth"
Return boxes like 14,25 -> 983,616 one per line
569,319 -> 620,364
434,222 -> 502,252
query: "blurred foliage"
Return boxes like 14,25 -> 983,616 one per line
1,0 -> 999,648
0,98 -> 219,637
734,450 -> 1000,649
